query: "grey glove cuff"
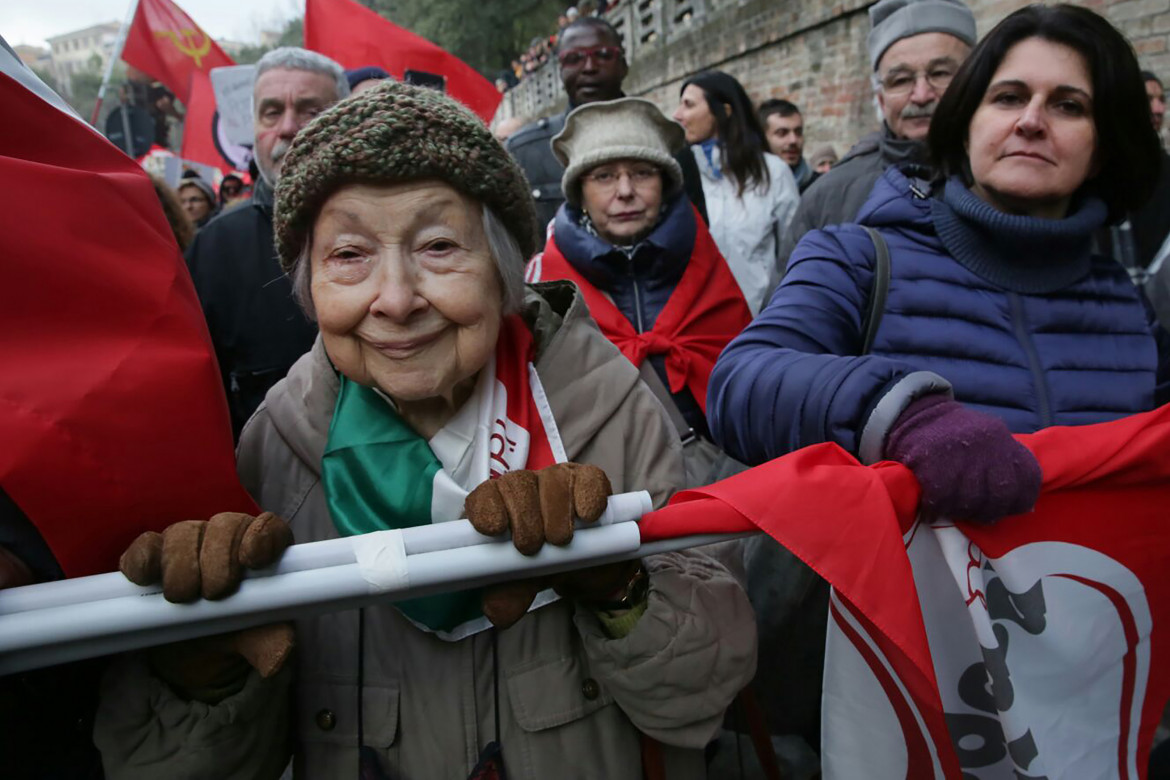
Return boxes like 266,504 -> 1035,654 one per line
857,371 -> 952,465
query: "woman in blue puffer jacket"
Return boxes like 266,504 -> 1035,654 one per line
709,4 -> 1170,523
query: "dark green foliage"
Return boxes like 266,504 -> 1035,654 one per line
364,0 -> 568,77
233,18 -> 305,65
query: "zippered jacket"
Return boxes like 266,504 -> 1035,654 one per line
708,165 -> 1170,467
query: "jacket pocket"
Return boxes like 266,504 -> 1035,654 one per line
296,677 -> 400,748
506,655 -> 614,732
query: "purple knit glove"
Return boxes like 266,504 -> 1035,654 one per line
884,395 -> 1042,523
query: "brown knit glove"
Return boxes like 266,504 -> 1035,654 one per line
466,463 -> 638,628
118,512 -> 296,700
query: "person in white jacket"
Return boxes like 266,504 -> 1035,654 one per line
674,70 -> 799,314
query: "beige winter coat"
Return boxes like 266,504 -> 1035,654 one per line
95,282 -> 757,779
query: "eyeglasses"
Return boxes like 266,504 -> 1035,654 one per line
879,65 -> 957,96
583,165 -> 660,191
558,45 -> 622,68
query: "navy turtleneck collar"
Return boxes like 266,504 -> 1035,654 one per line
930,176 -> 1108,294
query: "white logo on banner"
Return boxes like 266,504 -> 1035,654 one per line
824,521 -> 1153,779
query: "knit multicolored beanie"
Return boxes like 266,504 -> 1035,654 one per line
273,80 -> 539,271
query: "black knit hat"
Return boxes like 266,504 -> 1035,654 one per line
274,79 -> 539,271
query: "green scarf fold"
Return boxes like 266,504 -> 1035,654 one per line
322,376 -> 485,635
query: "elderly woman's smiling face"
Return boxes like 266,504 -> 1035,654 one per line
310,181 -> 503,416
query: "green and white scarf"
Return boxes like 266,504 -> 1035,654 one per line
321,315 -> 567,640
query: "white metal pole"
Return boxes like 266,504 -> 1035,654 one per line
0,491 -> 653,617
89,0 -> 140,126
0,524 -> 751,675
0,527 -> 747,673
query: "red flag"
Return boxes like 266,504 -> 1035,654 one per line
0,72 -> 257,577
180,70 -> 244,174
304,0 -> 502,122
121,0 -> 235,104
639,406 -> 1170,777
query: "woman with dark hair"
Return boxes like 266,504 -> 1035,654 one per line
709,4 -> 1170,522
673,71 -> 799,313
148,175 -> 195,250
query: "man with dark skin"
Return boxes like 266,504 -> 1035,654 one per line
1146,71 -> 1166,134
506,17 -> 706,228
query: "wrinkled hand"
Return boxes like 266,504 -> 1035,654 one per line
118,512 -> 296,696
885,394 -> 1042,524
466,463 -> 637,628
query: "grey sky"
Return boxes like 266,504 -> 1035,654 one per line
2,0 -> 299,48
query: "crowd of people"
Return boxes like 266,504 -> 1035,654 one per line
6,0 -> 1170,777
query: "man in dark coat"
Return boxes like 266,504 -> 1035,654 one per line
774,0 -> 976,276
506,16 -> 707,230
186,47 -> 348,440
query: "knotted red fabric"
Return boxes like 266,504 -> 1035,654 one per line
531,207 -> 751,414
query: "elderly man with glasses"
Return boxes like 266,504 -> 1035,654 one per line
773,0 -> 976,276
505,16 -> 707,229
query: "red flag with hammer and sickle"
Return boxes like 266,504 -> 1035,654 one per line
121,0 -> 234,104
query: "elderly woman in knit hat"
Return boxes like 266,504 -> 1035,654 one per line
528,98 -> 752,476
96,81 -> 755,780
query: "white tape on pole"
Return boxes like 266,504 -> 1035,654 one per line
0,490 -> 653,617
351,530 -> 410,592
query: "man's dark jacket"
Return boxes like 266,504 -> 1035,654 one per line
185,178 -> 317,440
506,109 -> 708,230
775,124 -> 924,277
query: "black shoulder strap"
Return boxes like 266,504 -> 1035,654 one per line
638,361 -> 695,443
860,226 -> 890,356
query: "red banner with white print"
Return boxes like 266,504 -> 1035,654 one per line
639,405 -> 1170,778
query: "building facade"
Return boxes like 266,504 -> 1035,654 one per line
45,21 -> 121,96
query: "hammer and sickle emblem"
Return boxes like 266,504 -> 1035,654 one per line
153,28 -> 212,67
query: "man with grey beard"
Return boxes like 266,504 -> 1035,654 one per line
185,48 -> 349,440
773,0 -> 975,277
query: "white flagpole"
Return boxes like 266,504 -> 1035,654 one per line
89,0 -> 140,126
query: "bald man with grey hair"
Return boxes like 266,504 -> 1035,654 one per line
187,47 -> 348,440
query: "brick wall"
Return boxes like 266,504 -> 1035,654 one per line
500,0 -> 1170,156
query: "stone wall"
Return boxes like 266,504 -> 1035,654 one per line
496,0 -> 1170,156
